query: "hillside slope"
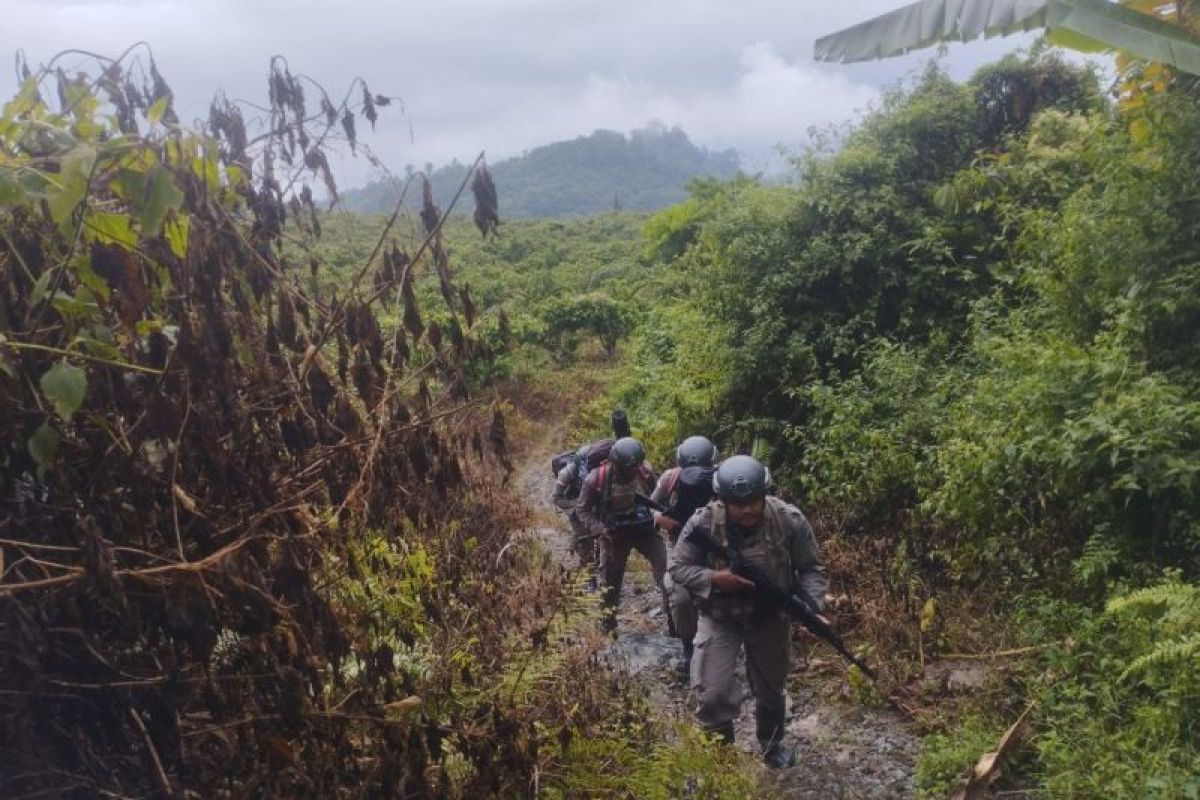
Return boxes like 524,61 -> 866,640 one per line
342,125 -> 740,217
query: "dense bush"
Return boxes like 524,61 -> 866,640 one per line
617,48 -> 1200,794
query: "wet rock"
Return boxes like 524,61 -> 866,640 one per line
923,659 -> 994,694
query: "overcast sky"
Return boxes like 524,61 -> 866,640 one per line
3,1 -> 1052,186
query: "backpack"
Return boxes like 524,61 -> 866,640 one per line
665,465 -> 716,525
550,437 -> 618,501
583,437 -> 615,470
550,449 -> 577,477
550,437 -> 616,477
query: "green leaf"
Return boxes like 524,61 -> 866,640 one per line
111,167 -> 147,205
39,361 -> 87,421
51,287 -> 100,322
29,270 -> 54,306
815,0 -> 1051,64
72,253 -> 112,300
28,423 -> 60,478
1046,26 -> 1109,53
146,95 -> 169,127
165,216 -> 190,259
192,150 -> 220,192
225,164 -> 247,191
74,329 -> 121,361
4,76 -> 45,118
47,144 -> 96,234
88,211 -> 138,248
0,171 -> 20,205
140,164 -> 184,235
135,318 -> 163,337
1048,0 -> 1200,75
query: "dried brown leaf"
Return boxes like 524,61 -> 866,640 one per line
949,704 -> 1034,800
471,163 -> 499,238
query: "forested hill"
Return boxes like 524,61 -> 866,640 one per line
341,125 -> 740,217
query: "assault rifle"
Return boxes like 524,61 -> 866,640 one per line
635,492 -> 876,680
574,504 -> 655,543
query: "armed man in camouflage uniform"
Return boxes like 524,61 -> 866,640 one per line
576,437 -> 665,632
651,435 -> 719,678
669,455 -> 828,769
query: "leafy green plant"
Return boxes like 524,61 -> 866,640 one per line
541,293 -> 631,358
545,723 -> 756,800
916,712 -> 1007,800
1106,576 -> 1200,683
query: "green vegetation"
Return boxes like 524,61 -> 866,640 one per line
606,48 -> 1200,796
0,52 -> 748,799
342,125 -> 740,217
9,33 -> 1200,798
300,211 -> 651,383
245,45 -> 1200,796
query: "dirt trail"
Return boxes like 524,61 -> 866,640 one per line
516,437 -> 921,799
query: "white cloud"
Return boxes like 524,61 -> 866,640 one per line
686,41 -> 879,168
418,42 -> 878,173
0,1 -> 1058,186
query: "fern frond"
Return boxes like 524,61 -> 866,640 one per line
1073,532 -> 1121,585
1106,582 -> 1200,615
1120,631 -> 1200,681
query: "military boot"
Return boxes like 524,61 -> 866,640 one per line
706,722 -> 735,745
763,741 -> 796,769
673,641 -> 693,680
758,709 -> 795,769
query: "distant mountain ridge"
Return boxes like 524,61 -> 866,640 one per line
341,125 -> 740,218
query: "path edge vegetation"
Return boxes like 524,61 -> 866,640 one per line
587,45 -> 1200,798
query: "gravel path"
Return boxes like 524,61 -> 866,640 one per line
517,437 -> 921,798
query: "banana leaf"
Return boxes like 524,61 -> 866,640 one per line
814,0 -> 1200,76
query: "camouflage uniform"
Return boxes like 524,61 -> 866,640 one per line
669,496 -> 828,750
651,466 -> 698,645
553,462 -> 594,569
576,462 -> 665,624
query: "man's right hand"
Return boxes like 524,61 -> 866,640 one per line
710,569 -> 755,593
655,513 -> 681,533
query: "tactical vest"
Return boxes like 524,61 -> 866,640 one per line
595,462 -> 654,519
702,497 -> 794,619
665,465 -> 716,526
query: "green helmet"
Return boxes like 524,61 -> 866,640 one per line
610,437 -> 645,471
676,435 -> 718,468
713,455 -> 770,500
